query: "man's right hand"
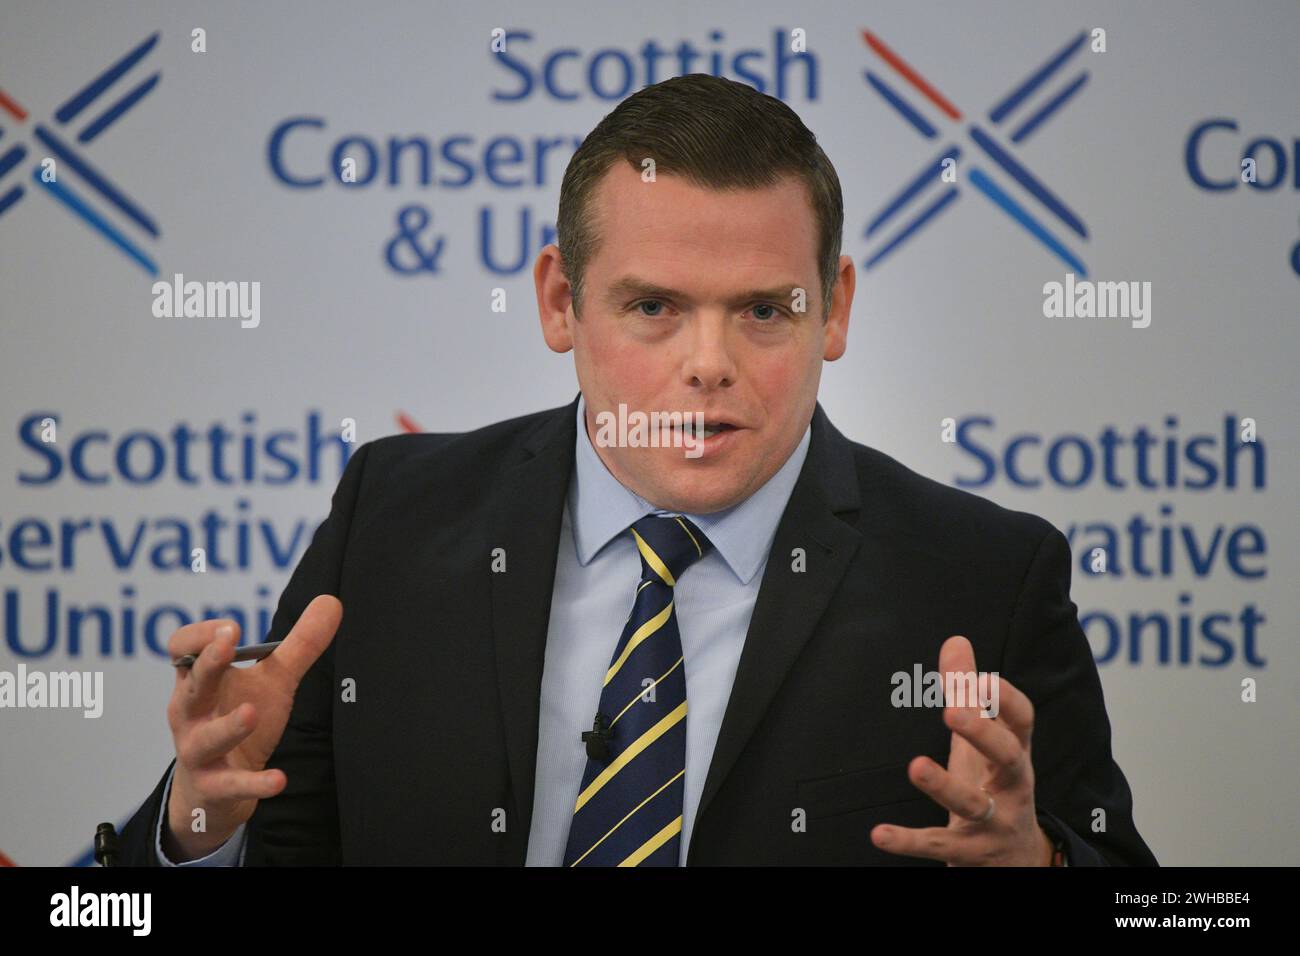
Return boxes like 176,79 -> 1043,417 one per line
161,594 -> 342,862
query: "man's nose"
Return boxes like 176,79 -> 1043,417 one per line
683,313 -> 738,389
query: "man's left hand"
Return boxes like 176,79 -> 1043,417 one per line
870,635 -> 1055,866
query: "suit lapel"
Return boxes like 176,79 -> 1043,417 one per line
689,403 -> 864,858
487,395 -> 578,849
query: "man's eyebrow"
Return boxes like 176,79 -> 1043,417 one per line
603,276 -> 809,308
604,277 -> 682,303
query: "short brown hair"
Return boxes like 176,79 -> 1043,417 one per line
557,73 -> 844,320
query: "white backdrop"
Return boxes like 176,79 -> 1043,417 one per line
1,0 -> 1296,865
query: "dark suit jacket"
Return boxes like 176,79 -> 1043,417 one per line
119,394 -> 1157,865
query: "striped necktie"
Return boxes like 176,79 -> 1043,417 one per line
562,513 -> 712,867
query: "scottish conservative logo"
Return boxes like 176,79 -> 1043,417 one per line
264,28 -> 820,278
0,32 -> 162,276
861,29 -> 1096,276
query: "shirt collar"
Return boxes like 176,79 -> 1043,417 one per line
569,393 -> 811,585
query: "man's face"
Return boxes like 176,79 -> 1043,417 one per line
537,162 -> 852,514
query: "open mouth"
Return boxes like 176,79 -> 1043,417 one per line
670,421 -> 737,438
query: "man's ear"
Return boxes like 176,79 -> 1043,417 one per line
535,244 -> 575,354
822,253 -> 854,361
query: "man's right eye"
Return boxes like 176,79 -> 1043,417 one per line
634,300 -> 666,317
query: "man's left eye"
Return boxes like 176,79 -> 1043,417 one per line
751,303 -> 782,321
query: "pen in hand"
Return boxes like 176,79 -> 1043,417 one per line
171,641 -> 283,669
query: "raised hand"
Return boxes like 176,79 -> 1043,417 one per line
870,635 -> 1055,866
162,594 -> 342,861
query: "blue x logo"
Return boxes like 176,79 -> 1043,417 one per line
862,30 -> 1092,277
0,32 -> 162,276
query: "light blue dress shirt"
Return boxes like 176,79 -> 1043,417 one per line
157,395 -> 810,866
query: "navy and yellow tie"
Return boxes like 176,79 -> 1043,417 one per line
562,513 -> 712,867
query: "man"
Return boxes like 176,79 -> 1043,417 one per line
118,74 -> 1156,866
